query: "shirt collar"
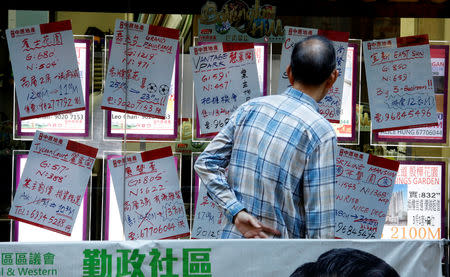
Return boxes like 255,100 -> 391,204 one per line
283,87 -> 319,111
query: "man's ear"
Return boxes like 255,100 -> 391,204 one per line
325,69 -> 339,90
286,65 -> 295,86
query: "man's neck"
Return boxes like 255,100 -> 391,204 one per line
291,82 -> 327,103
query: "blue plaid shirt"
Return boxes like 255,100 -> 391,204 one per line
194,88 -> 337,239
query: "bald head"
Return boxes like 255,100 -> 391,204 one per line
290,35 -> 336,86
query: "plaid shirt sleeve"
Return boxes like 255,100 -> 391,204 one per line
194,109 -> 246,223
303,134 -> 337,239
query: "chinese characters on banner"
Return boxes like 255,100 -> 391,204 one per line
18,41 -> 90,136
363,35 -> 438,132
7,20 -> 85,120
335,147 -> 399,239
101,19 -> 179,119
382,162 -> 443,240
108,147 -> 190,240
191,179 -> 225,239
278,26 -> 349,123
190,43 -> 261,135
0,240 -> 442,276
9,131 -> 98,236
375,45 -> 448,142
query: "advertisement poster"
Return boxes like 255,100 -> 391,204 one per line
382,161 -> 444,240
191,43 -> 261,136
198,0 -> 284,43
14,154 -> 87,241
363,35 -> 438,132
108,147 -> 189,240
7,20 -> 85,120
278,26 -> 349,123
17,40 -> 91,137
101,19 -> 179,119
0,240 -> 441,276
335,147 -> 400,239
9,131 -> 98,236
374,45 -> 448,143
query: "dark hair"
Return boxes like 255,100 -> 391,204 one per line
289,248 -> 400,277
290,35 -> 336,86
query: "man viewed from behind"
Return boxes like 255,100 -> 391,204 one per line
194,35 -> 339,239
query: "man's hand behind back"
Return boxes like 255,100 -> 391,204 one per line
234,210 -> 281,238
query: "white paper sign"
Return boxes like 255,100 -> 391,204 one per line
101,19 -> 179,119
363,35 -> 438,132
191,179 -> 225,239
9,131 -> 98,236
332,45 -> 355,139
375,46 -> 446,142
335,147 -> 399,239
191,43 -> 261,135
19,41 -> 90,136
15,155 -> 86,242
109,66 -> 176,137
278,26 -> 349,123
108,147 -> 190,240
7,20 -> 85,120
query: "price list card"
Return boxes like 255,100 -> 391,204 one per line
190,43 -> 261,136
7,20 -> 85,120
191,180 -> 225,239
102,19 -> 179,119
363,35 -> 438,132
9,131 -> 98,236
18,40 -> 90,137
335,147 -> 399,239
278,26 -> 349,123
108,147 -> 189,240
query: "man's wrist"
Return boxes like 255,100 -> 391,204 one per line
232,208 -> 247,224
224,200 -> 246,223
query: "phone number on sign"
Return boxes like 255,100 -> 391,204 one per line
336,222 -> 376,239
374,109 -> 432,123
128,223 -> 176,240
106,96 -> 163,116
13,206 -> 70,231
24,97 -> 81,114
